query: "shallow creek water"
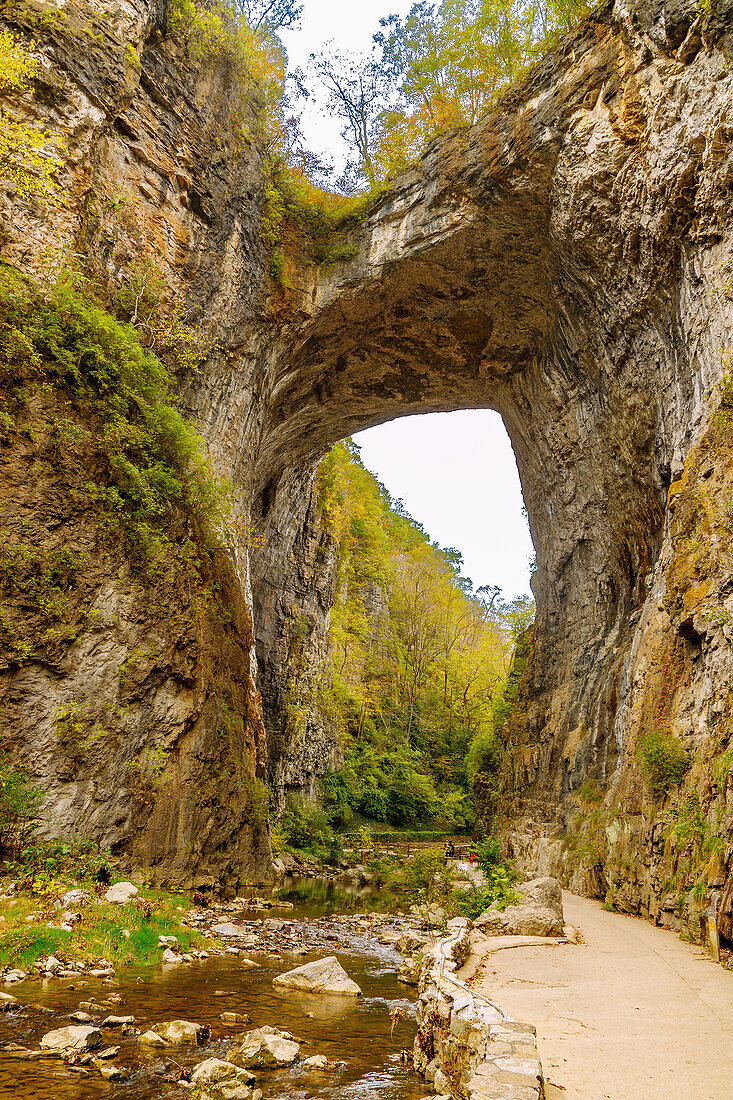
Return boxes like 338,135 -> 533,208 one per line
0,895 -> 426,1100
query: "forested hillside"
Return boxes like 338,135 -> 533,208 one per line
313,441 -> 534,833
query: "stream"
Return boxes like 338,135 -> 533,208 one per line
0,888 -> 426,1099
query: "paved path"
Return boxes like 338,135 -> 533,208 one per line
469,892 -> 733,1100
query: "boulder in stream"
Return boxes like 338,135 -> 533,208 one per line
40,1024 -> 103,1054
230,1026 -> 299,1068
303,1053 -> 333,1069
149,1019 -> 206,1044
190,1057 -> 259,1100
272,956 -> 361,996
3,969 -> 26,985
138,1030 -> 167,1047
397,954 -> 423,985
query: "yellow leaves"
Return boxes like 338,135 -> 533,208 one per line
0,30 -> 38,92
0,30 -> 66,205
370,0 -> 590,184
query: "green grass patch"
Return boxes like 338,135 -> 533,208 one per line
0,925 -> 72,970
0,886 -> 202,970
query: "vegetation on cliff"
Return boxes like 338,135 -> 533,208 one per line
312,0 -> 590,188
160,0 -> 591,280
0,260 -> 268,874
0,262 -> 228,589
307,441 -> 533,835
0,29 -> 65,204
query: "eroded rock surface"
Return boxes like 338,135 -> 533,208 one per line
40,1024 -> 103,1054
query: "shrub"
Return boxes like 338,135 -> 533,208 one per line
0,754 -> 45,857
15,836 -> 111,884
577,780 -> 603,804
638,728 -> 689,798
279,797 -> 337,858
386,847 -> 449,907
0,265 -> 230,565
457,829 -> 520,918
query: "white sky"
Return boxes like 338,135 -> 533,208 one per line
282,4 -> 534,600
353,413 -> 534,600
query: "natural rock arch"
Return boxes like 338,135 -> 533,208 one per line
2,0 -> 733,902
249,0 -> 733,833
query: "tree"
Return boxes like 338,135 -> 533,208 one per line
0,30 -> 66,204
309,47 -> 389,189
306,0 -> 588,187
313,440 -> 534,831
0,753 -> 45,857
230,0 -> 302,32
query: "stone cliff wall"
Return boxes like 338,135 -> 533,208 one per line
0,0 -> 274,886
3,0 -> 733,929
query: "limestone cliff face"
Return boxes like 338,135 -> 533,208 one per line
3,0 -> 733,924
0,0 -> 273,887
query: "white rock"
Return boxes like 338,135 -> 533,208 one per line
104,882 -> 138,904
151,1019 -> 204,1044
230,1027 -> 299,1068
97,1045 -> 120,1059
190,1058 -> 256,1100
162,948 -> 182,964
102,1015 -> 135,1026
272,956 -> 361,996
44,956 -> 62,974
40,1025 -> 103,1053
191,1058 -> 255,1085
59,889 -> 92,909
92,1057 -> 125,1080
303,1054 -> 331,1069
3,970 -> 26,984
139,1030 -> 167,1046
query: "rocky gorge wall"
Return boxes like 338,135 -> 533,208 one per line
3,0 -> 733,932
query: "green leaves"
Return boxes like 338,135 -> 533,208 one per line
638,727 -> 690,799
315,440 -> 535,832
0,264 -> 226,565
0,753 -> 45,857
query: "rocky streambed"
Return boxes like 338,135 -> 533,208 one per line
0,893 -> 443,1099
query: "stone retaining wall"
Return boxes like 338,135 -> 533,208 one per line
413,919 -> 544,1100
